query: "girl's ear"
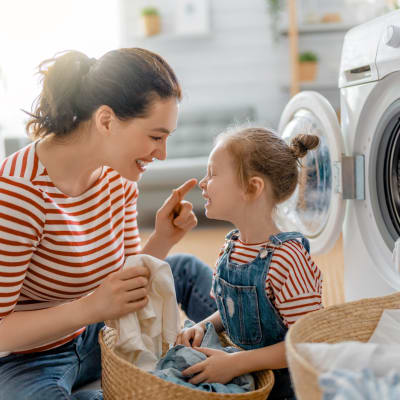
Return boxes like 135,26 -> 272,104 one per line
246,176 -> 265,200
94,105 -> 116,137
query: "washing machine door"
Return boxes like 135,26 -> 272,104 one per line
277,91 -> 345,255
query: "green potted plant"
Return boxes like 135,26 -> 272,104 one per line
140,6 -> 161,37
298,51 -> 318,81
265,0 -> 283,41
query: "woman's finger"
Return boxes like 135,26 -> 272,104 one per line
173,204 -> 194,227
120,275 -> 149,292
124,287 -> 148,303
118,265 -> 150,280
175,216 -> 198,233
158,179 -> 197,217
174,179 -> 198,201
125,296 -> 149,313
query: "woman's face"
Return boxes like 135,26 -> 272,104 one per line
104,97 -> 179,182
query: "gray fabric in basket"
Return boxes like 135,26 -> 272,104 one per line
320,368 -> 400,400
151,320 -> 255,393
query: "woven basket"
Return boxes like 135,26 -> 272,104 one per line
285,291 -> 400,400
99,327 -> 274,400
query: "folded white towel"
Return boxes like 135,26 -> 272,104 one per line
107,254 -> 180,371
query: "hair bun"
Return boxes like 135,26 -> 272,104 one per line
290,133 -> 320,158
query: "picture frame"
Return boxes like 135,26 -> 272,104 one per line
175,0 -> 210,35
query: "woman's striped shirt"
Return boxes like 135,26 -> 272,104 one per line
0,141 -> 141,354
213,236 -> 323,327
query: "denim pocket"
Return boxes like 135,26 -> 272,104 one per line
217,277 -> 262,346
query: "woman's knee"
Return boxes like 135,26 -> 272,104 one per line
166,253 -> 212,280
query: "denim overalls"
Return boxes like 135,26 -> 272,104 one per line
212,230 -> 311,400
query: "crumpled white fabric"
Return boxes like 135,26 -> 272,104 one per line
297,341 -> 400,378
106,254 -> 180,371
296,309 -> 400,377
296,308 -> 400,399
368,309 -> 400,345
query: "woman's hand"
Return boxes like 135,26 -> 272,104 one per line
83,265 -> 150,323
182,348 -> 239,384
155,179 -> 198,246
175,323 -> 205,347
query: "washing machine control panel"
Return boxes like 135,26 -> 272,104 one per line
376,15 -> 400,79
384,25 -> 400,48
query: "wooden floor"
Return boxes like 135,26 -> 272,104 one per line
141,222 -> 345,307
141,223 -> 229,264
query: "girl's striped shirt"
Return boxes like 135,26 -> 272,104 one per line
0,141 -> 141,354
213,236 -> 323,327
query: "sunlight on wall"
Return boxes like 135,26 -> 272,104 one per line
0,0 -> 120,137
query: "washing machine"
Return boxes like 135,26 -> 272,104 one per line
277,10 -> 400,301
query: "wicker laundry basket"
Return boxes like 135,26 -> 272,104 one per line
99,327 -> 274,400
285,291 -> 400,400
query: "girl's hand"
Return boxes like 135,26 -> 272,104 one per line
182,348 -> 239,384
155,179 -> 198,245
175,323 -> 205,347
84,265 -> 150,323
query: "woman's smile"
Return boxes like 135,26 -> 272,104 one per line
136,159 -> 150,173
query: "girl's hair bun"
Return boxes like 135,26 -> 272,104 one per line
290,133 -> 320,158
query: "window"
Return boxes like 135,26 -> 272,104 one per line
0,0 -> 119,137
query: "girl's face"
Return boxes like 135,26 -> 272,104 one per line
199,142 -> 246,222
103,97 -> 178,182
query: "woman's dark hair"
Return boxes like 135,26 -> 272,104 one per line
26,48 -> 182,139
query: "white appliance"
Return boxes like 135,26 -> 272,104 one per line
277,10 -> 400,301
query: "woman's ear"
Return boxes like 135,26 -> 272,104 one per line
246,176 -> 265,200
94,105 -> 115,136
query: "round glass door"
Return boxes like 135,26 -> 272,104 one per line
278,109 -> 331,237
278,91 -> 344,255
375,99 -> 400,246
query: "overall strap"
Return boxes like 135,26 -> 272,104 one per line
269,232 -> 310,254
224,229 -> 239,241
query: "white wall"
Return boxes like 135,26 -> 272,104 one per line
120,0 -> 290,128
119,0 -> 351,127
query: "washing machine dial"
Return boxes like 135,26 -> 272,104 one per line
384,25 -> 400,48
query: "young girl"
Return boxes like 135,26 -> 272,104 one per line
175,126 -> 323,400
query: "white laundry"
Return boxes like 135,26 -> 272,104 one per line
106,254 -> 180,371
296,309 -> 400,377
369,309 -> 400,345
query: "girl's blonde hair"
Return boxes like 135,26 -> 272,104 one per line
216,126 -> 320,203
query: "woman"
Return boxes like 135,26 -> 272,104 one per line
0,48 -> 216,400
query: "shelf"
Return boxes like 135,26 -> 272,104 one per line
280,22 -> 356,35
130,32 -> 212,41
281,82 -> 338,91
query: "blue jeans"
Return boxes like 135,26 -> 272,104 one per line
167,253 -> 217,322
0,254 -> 216,400
0,322 -> 104,400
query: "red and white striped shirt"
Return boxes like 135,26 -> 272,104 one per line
0,141 -> 141,354
213,236 -> 323,327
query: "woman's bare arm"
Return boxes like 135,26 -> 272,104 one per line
0,266 -> 149,352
